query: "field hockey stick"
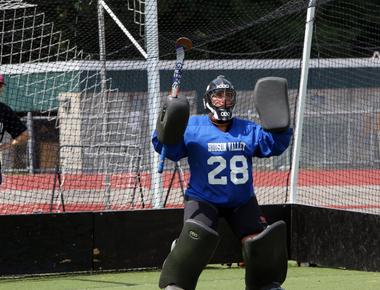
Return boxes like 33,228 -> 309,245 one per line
158,37 -> 192,173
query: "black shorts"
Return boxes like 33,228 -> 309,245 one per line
184,195 -> 266,240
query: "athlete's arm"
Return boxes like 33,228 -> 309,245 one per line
254,126 -> 292,158
152,130 -> 188,162
0,104 -> 28,151
0,130 -> 29,151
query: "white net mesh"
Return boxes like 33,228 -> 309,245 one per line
0,0 -> 380,215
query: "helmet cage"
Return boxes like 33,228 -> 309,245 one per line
203,76 -> 236,121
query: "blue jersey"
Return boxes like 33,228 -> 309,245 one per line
152,115 -> 292,207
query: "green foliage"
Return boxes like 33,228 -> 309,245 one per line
23,0 -> 380,59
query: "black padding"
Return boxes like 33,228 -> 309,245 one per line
253,77 -> 290,132
159,219 -> 220,290
156,96 -> 190,144
242,220 -> 288,290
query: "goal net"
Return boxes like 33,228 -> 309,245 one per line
295,0 -> 380,213
0,0 -> 379,215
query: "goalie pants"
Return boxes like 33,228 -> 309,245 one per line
184,195 -> 266,240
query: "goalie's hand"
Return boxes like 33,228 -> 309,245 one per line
156,95 -> 190,145
253,77 -> 290,132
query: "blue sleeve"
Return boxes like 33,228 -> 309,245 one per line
254,127 -> 293,158
152,130 -> 188,162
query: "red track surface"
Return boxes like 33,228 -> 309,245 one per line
2,169 -> 380,190
1,169 -> 380,214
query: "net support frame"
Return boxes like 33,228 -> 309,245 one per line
145,0 -> 162,208
100,0 -> 147,59
96,0 -> 162,207
289,0 -> 317,203
97,0 -> 112,209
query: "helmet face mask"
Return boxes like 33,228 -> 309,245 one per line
203,75 -> 236,121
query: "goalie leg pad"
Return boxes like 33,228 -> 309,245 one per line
242,220 -> 288,290
159,219 -> 220,290
156,95 -> 190,145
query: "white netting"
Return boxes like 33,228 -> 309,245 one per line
0,0 -> 380,215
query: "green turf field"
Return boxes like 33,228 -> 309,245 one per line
0,261 -> 379,290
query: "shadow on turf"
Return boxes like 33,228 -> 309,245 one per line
0,275 -> 139,287
71,277 -> 138,286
